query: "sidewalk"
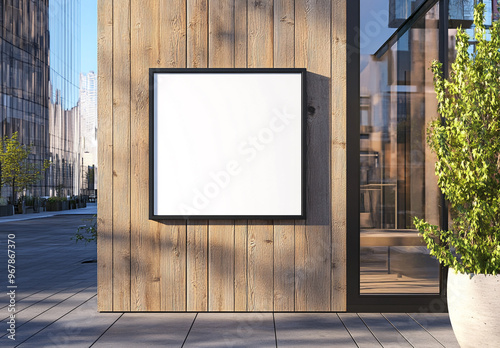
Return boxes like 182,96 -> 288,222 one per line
0,203 -> 97,224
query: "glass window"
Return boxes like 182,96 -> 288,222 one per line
1,0 -> 81,198
358,0 -> 498,295
359,0 -> 442,294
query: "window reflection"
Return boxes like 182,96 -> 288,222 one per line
0,0 -> 81,199
360,0 -> 498,294
360,1 -> 442,294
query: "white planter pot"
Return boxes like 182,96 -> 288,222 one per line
447,268 -> 500,348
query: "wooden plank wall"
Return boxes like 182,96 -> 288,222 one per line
97,0 -> 347,312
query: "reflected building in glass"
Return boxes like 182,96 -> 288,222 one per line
79,70 -> 97,194
0,0 -> 82,199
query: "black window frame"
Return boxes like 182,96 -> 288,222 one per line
346,0 -> 450,313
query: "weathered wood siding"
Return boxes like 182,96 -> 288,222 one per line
98,0 -> 347,312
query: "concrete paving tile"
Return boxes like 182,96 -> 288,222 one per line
0,280 -> 95,321
92,313 -> 195,347
338,313 -> 382,347
275,313 -> 357,347
0,286 -> 97,347
409,313 -> 460,348
383,313 -> 443,348
358,313 -> 412,348
18,297 -> 120,348
0,285 -> 97,340
184,313 -> 275,348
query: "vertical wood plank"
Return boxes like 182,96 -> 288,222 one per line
160,221 -> 187,311
208,0 -> 234,68
294,221 -> 306,311
248,0 -> 273,68
208,221 -> 235,311
112,0 -> 131,312
247,221 -> 274,311
234,221 -> 248,311
247,0 -> 275,312
160,0 -> 187,69
234,0 -> 248,313
187,220 -> 208,311
186,0 -> 208,312
234,0 -> 247,69
331,0 -> 347,311
207,0 -> 235,312
295,0 -> 332,311
273,220 -> 295,311
294,0 -> 307,311
273,0 -> 296,312
158,0 -> 188,312
274,0 -> 295,68
97,0 -> 113,312
187,0 -> 208,68
130,0 -> 161,311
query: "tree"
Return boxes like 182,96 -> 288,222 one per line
0,132 -> 51,202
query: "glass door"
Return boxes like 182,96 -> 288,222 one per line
359,0 -> 443,295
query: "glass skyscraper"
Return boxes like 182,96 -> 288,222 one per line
0,0 -> 81,199
80,71 -> 97,167
79,70 -> 97,194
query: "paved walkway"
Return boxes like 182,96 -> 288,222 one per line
0,203 -> 97,224
0,214 -> 460,347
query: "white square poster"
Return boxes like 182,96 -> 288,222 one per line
150,69 -> 305,219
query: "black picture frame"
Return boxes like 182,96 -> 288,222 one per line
149,68 -> 307,220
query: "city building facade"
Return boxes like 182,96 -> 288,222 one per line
79,71 -> 97,194
0,0 -> 81,200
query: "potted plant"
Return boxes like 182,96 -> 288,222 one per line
413,4 -> 499,347
46,196 -> 68,211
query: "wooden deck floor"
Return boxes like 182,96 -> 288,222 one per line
0,213 -> 460,347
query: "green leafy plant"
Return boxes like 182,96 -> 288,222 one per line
0,132 -> 51,202
414,4 -> 500,275
414,4 -> 500,274
47,196 -> 67,203
46,196 -> 68,211
73,215 -> 97,244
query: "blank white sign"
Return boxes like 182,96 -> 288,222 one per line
151,69 -> 304,218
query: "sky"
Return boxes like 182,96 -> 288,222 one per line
81,0 -> 98,74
